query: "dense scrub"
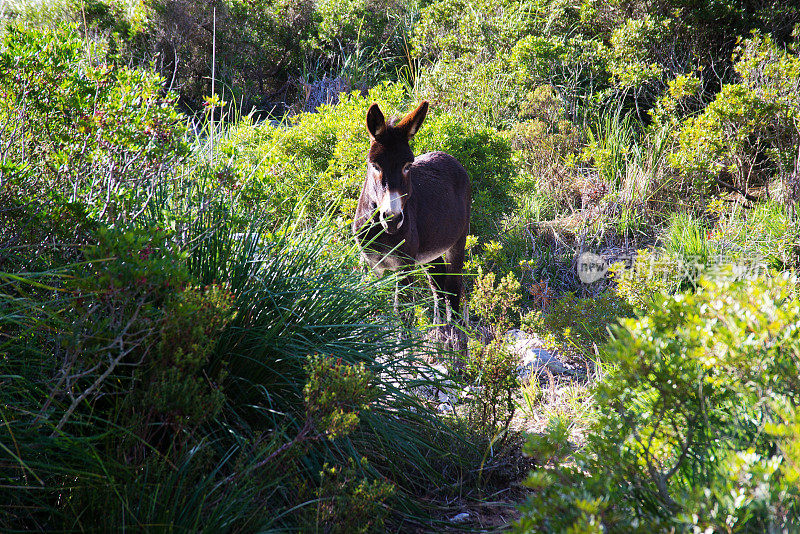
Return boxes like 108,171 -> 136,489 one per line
2,1 -> 800,532
518,273 -> 800,532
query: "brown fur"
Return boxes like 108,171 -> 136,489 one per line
353,101 -> 471,315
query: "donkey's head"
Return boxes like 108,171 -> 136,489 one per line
365,101 -> 428,234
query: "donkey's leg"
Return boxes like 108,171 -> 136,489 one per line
424,270 -> 441,325
393,277 -> 400,316
393,267 -> 418,331
436,234 -> 469,368
430,257 -> 465,323
443,231 -> 468,322
427,257 -> 450,324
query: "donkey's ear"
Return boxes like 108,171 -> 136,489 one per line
366,103 -> 386,140
397,101 -> 428,139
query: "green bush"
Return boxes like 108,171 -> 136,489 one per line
142,0 -> 317,107
313,0 -> 410,65
671,33 -> 800,197
219,82 -> 406,223
509,33 -> 604,112
2,0 -> 149,53
0,179 -> 96,272
0,30 -> 494,526
609,248 -> 683,314
511,86 -> 583,215
0,207 -> 488,530
310,457 -> 395,534
465,269 -> 522,441
0,24 -> 188,224
516,272 -> 800,532
416,54 -> 522,127
220,85 -> 517,236
411,0 -> 531,63
411,0 -> 536,126
304,355 -> 379,440
717,201 -> 800,270
124,283 -> 235,452
601,14 -> 669,92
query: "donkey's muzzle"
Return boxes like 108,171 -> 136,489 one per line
380,210 -> 404,234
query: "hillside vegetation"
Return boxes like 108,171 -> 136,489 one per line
1,1 -> 799,532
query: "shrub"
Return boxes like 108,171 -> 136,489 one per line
123,283 -> 235,456
0,207 -> 489,530
218,82 -> 406,223
411,0 -> 531,63
50,227 -> 232,447
465,269 -> 522,440
310,457 -> 395,534
313,0 -> 409,64
671,33 -> 800,198
226,0 -> 316,92
717,200 -> 800,270
509,34 -> 605,117
304,355 -> 379,440
609,248 -> 682,314
516,272 -> 800,532
221,86 -> 517,236
143,0 -> 316,107
648,72 -> 705,134
0,178 -> 96,272
411,0 -> 536,126
415,54 -> 522,127
511,86 -> 583,214
0,24 -> 188,224
602,14 -> 669,93
469,269 -> 521,335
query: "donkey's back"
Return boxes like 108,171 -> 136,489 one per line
405,151 -> 470,264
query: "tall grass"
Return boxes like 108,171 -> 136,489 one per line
664,211 -> 710,272
585,110 -> 638,191
719,200 -> 800,270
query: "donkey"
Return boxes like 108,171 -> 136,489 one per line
353,101 -> 471,321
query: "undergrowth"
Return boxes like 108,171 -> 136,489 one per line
3,5 -> 800,532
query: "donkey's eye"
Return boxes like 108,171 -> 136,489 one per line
368,162 -> 382,180
402,162 -> 412,176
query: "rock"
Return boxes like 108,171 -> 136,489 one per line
449,512 -> 470,523
407,362 -> 464,414
505,329 -> 570,379
429,363 -> 449,376
437,403 -> 455,415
